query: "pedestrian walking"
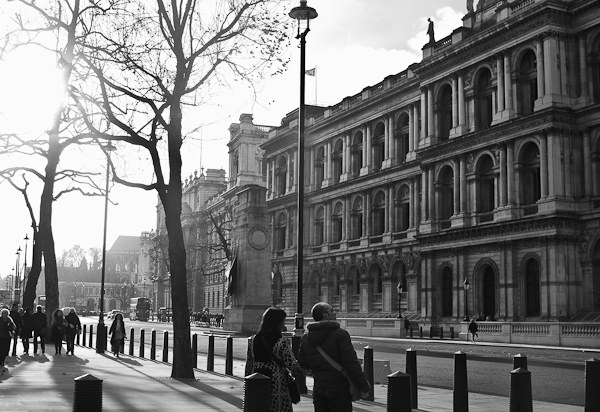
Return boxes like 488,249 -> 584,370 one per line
109,313 -> 126,357
20,307 -> 32,355
31,305 -> 47,355
9,303 -> 23,356
51,309 -> 67,355
245,307 -> 304,412
297,302 -> 370,412
404,317 -> 411,336
468,318 -> 478,342
0,308 -> 16,369
65,307 -> 81,356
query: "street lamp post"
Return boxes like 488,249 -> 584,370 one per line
397,282 -> 403,318
97,141 -> 116,353
463,278 -> 470,321
14,247 -> 21,303
289,0 -> 317,337
22,234 -> 29,305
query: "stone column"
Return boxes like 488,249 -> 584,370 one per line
408,105 -> 415,153
427,87 -> 434,139
458,74 -> 466,128
583,129 -> 593,197
504,52 -> 513,112
540,133 -> 549,198
536,37 -> 545,99
366,123 -> 372,170
345,196 -> 351,240
384,115 -> 390,161
453,158 -> 460,215
452,75 -> 459,127
413,177 -> 421,228
460,157 -> 467,214
266,160 -> 272,199
387,185 -> 394,233
428,166 -> 435,221
364,191 -> 371,237
578,35 -> 589,100
420,88 -> 427,138
496,55 -> 505,112
290,150 -> 297,192
543,33 -> 560,103
500,145 -> 507,206
507,142 -> 516,205
413,104 -> 420,148
344,133 -> 352,174
309,147 -> 315,188
409,179 -> 416,228
421,169 -> 428,221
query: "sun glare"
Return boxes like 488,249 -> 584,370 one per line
0,47 -> 65,134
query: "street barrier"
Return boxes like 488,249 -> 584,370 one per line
406,348 -> 418,409
192,334 -> 198,368
150,329 -> 156,360
386,371 -> 412,412
207,334 -> 215,372
585,358 -> 600,412
73,373 -> 102,412
139,329 -> 145,358
513,354 -> 527,370
82,324 -> 87,347
453,351 -> 468,412
129,328 -> 135,356
363,346 -> 375,401
162,331 -> 169,363
509,367 -> 532,412
225,335 -> 233,375
89,324 -> 94,348
243,373 -> 271,412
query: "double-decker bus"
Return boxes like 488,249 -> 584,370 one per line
129,297 -> 151,321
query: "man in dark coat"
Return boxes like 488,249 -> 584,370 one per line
297,302 -> 370,412
9,303 -> 23,357
31,305 -> 47,355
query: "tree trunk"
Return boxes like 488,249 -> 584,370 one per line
165,99 -> 194,379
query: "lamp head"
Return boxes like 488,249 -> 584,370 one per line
289,0 -> 317,33
463,278 -> 470,290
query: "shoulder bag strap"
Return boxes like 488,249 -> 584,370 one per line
315,346 -> 344,373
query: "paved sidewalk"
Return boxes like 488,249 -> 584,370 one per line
0,343 -> 582,412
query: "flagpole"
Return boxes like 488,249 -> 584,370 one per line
315,66 -> 317,104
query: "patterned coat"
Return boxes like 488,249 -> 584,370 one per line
245,334 -> 301,412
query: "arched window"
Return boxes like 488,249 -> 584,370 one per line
272,271 -> 283,306
394,185 -> 410,232
482,266 -> 496,320
438,85 -> 453,140
372,122 -> 385,170
276,156 -> 287,196
315,146 -> 325,189
351,197 -> 363,239
372,191 -> 386,236
525,258 -> 540,317
475,69 -> 493,130
314,206 -> 325,245
332,202 -> 343,243
519,142 -> 541,207
517,49 -> 538,115
351,132 -> 363,177
476,155 -> 495,220
275,212 -> 287,251
332,139 -> 343,184
395,113 -> 409,163
442,267 -> 453,317
438,166 -> 454,227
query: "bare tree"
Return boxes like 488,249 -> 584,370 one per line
78,0 -> 289,377
0,1 -> 118,318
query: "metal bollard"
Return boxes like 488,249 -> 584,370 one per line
450,326 -> 455,339
192,334 -> 198,369
89,324 -> 94,348
139,329 -> 145,358
243,373 -> 271,412
129,328 -> 135,356
150,330 -> 156,360
387,371 -> 412,412
409,327 -> 413,338
162,331 -> 169,363
585,358 -> 600,412
453,351 -> 468,412
207,334 -> 215,372
419,326 -> 423,339
513,354 -> 527,370
363,346 -> 375,401
509,367 -> 532,412
405,348 -> 418,409
440,327 -> 444,339
73,373 -> 102,412
225,336 -> 233,375
82,325 -> 87,347
76,328 -> 80,346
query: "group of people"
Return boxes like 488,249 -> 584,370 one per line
0,303 -> 83,368
245,302 -> 371,412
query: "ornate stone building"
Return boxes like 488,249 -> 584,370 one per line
260,0 -> 600,339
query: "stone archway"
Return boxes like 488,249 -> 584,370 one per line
481,265 -> 496,320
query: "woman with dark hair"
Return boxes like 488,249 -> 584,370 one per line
109,313 -> 126,357
50,309 -> 67,355
245,307 -> 303,412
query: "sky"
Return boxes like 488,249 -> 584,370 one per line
0,0 -> 467,279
